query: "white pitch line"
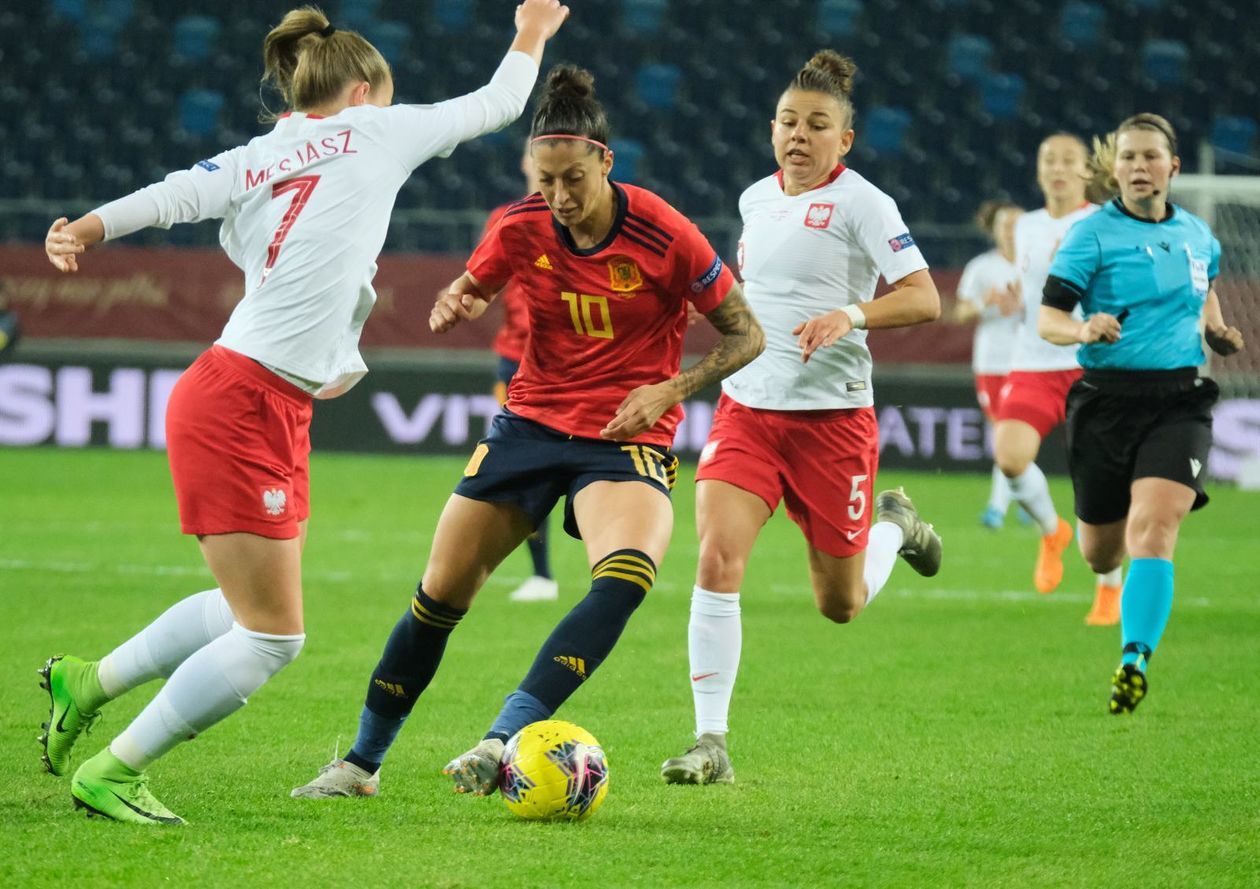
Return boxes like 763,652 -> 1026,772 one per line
0,558 -> 1221,608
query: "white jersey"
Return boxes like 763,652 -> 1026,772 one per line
722,167 -> 929,410
93,52 -> 539,398
957,248 -> 1020,375
1011,204 -> 1098,372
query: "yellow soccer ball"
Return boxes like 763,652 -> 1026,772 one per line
498,720 -> 610,821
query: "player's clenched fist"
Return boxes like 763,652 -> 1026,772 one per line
515,0 -> 570,40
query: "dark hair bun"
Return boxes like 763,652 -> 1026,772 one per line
542,64 -> 596,101
805,49 -> 857,96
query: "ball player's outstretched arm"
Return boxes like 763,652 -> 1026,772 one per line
600,283 -> 765,440
508,0 -> 570,64
431,271 -> 495,333
45,215 -> 105,274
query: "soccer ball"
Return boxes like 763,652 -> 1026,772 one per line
498,720 -> 610,821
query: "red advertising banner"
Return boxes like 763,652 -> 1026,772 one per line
0,244 -> 972,361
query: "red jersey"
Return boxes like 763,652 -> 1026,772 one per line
483,202 -> 531,363
468,182 -> 735,446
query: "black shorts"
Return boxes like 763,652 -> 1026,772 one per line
1065,368 -> 1218,525
453,409 -> 678,539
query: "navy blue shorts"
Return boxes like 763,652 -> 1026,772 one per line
495,355 -> 519,388
453,409 -> 678,539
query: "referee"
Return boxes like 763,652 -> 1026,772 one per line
1038,113 -> 1244,715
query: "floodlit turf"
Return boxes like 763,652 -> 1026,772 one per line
2,447 -> 1258,887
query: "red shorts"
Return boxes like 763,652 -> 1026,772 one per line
166,346 -> 313,538
975,373 -> 1007,421
995,369 -> 1082,438
695,394 -> 879,558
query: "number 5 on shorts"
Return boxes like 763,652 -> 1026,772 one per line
848,474 -> 869,520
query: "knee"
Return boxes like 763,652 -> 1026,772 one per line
697,540 -> 749,592
815,586 -> 865,624
994,450 -> 1029,479
1078,540 -> 1121,575
1126,516 -> 1180,559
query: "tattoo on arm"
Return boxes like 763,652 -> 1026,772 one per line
670,285 -> 765,400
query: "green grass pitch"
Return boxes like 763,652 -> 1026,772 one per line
2,448 -> 1258,887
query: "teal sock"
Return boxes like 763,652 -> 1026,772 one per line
1120,558 -> 1174,668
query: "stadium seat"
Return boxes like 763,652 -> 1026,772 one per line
51,0 -> 86,19
622,0 -> 667,35
1142,39 -> 1189,86
179,88 -> 225,137
173,15 -> 221,62
610,138 -> 646,183
434,0 -> 474,33
1058,1 -> 1105,49
817,0 -> 863,38
339,0 -> 380,31
635,63 -> 682,111
863,106 -> 911,156
1210,115 -> 1258,156
945,33 -> 993,84
979,72 -> 1026,121
365,21 -> 411,65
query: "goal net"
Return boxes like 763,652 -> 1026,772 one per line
1174,173 -> 1260,390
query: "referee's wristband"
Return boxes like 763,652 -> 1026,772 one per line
840,304 -> 867,330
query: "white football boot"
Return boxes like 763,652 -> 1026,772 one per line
290,759 -> 380,799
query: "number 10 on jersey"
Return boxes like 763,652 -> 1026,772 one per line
561,291 -> 614,339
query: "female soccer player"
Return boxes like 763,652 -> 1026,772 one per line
659,50 -> 942,786
994,133 -> 1123,626
486,147 -> 559,602
1039,113 -> 1244,713
291,65 -> 764,799
953,200 -> 1024,528
37,0 -> 570,824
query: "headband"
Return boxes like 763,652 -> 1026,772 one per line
318,23 -> 336,37
530,134 -> 610,152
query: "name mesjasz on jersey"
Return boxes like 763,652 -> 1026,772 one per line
243,128 -> 359,190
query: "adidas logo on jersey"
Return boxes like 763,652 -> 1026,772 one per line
553,655 -> 587,679
534,254 -> 553,270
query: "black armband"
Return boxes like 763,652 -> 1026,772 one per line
1042,275 -> 1084,312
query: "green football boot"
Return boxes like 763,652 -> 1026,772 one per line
38,655 -> 104,776
875,487 -> 943,577
71,749 -> 185,825
661,733 -> 735,785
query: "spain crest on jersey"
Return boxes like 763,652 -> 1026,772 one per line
608,257 -> 643,292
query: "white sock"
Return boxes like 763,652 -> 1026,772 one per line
1007,463 -> 1059,536
111,624 -> 304,770
1097,567 -> 1122,587
98,588 -> 235,699
689,587 -> 741,737
988,465 -> 1011,513
864,522 -> 903,604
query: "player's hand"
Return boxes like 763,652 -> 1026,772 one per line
1205,323 -> 1244,356
45,217 -> 85,273
601,383 -> 673,441
990,285 -> 1020,316
793,309 -> 853,364
685,302 -> 703,327
515,0 -> 569,40
1079,313 -> 1121,344
430,288 -> 489,333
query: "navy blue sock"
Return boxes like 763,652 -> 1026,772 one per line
346,586 -> 465,773
527,516 -> 551,579
484,549 -> 654,742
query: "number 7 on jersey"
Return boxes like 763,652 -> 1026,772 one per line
263,175 -> 321,282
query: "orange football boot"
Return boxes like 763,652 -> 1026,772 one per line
1034,517 -> 1074,594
